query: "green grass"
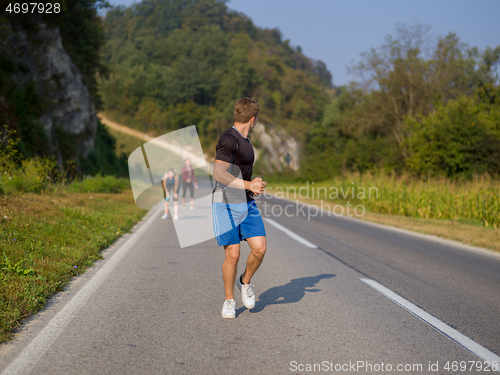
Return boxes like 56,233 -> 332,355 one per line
0,125 -> 149,342
0,187 -> 146,342
67,175 -> 131,193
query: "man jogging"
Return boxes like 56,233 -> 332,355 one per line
212,97 -> 267,319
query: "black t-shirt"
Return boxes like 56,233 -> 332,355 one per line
215,127 -> 255,202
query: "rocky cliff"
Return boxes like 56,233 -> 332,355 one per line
252,122 -> 300,174
1,20 -> 97,164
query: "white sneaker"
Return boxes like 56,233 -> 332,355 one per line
161,213 -> 168,219
189,205 -> 195,210
173,215 -> 179,220
237,275 -> 255,309
221,299 -> 236,319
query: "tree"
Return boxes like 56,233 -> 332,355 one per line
407,95 -> 500,177
349,23 -> 435,157
348,22 -> 500,160
302,22 -> 500,180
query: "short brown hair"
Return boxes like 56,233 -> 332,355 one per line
234,97 -> 260,123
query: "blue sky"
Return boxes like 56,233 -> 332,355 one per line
103,0 -> 500,86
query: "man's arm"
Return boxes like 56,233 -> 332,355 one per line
213,160 -> 265,195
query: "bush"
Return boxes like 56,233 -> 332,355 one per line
0,126 -> 20,172
0,157 -> 57,194
407,96 -> 500,178
66,174 -> 130,193
1,127 -> 58,194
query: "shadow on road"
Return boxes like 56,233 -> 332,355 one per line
236,273 -> 336,315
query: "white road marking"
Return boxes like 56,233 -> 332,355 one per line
1,208 -> 160,375
264,218 -> 317,248
360,278 -> 500,365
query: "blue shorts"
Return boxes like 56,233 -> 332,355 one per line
212,200 -> 266,246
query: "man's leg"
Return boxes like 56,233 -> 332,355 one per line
222,243 -> 240,300
241,236 -> 266,284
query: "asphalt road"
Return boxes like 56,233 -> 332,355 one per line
1,183 -> 499,375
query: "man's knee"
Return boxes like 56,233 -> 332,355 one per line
251,242 -> 267,259
224,247 -> 240,266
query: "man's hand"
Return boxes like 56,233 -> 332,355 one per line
248,177 -> 266,196
194,183 -> 199,189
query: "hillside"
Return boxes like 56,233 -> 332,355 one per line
100,0 -> 333,163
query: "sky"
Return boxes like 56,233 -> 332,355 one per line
103,0 -> 500,86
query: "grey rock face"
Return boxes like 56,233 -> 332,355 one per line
2,22 -> 97,162
251,122 -> 300,173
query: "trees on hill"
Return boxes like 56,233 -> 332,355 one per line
303,24 -> 500,180
100,0 -> 332,149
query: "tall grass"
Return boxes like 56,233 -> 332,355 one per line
270,172 -> 500,228
0,157 -> 56,194
1,126 -> 59,194
66,175 -> 130,193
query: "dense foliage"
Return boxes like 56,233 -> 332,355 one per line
407,90 -> 500,177
49,0 -> 110,107
100,0 -> 332,149
0,25 -> 51,159
303,24 -> 500,180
